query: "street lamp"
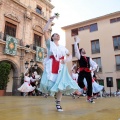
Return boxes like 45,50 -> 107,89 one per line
24,61 -> 29,69
24,59 -> 39,76
30,59 -> 34,66
34,63 -> 38,69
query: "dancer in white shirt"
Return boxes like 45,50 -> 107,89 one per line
38,16 -> 79,112
70,64 -> 82,99
18,72 -> 35,96
74,36 -> 98,103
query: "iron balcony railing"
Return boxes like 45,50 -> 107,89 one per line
29,44 -> 47,54
0,32 -> 24,46
0,32 -> 47,54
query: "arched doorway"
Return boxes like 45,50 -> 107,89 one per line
0,60 -> 19,96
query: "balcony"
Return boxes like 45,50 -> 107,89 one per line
29,44 -> 47,54
0,32 -> 47,56
0,32 -> 23,46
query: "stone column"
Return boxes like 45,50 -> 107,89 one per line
12,77 -> 21,96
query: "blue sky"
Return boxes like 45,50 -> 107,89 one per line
51,0 -> 120,45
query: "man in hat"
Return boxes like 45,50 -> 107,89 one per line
74,36 -> 98,103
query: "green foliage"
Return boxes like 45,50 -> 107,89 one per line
0,62 -> 11,90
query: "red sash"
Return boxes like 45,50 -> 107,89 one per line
50,55 -> 64,74
79,67 -> 91,72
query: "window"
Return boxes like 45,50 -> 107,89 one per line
79,25 -> 89,31
79,23 -> 97,32
79,27 -> 84,31
71,28 -> 78,36
72,43 -> 79,57
113,36 -> 120,50
110,17 -> 120,23
36,6 -> 42,15
84,25 -> 89,30
4,21 -> 17,40
91,40 -> 100,54
117,17 -> 120,21
93,57 -> 102,72
115,55 -> 120,71
110,18 -> 117,23
90,23 -> 98,32
34,34 -> 41,50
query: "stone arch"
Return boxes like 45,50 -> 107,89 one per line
0,59 -> 20,96
33,24 -> 43,33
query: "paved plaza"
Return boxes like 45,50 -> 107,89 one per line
0,96 -> 120,120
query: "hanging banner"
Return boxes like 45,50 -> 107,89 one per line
36,46 -> 44,62
5,35 -> 18,55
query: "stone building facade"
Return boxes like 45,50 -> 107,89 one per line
0,0 -> 54,95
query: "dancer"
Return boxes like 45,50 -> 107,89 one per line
83,69 -> 104,99
74,36 -> 98,103
18,72 -> 35,96
29,72 -> 36,96
29,72 -> 40,96
92,71 -> 104,99
38,16 -> 79,112
70,64 -> 82,99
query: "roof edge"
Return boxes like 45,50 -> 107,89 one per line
61,11 -> 120,30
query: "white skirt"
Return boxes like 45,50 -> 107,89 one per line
83,78 -> 104,93
18,82 -> 35,92
92,81 -> 104,93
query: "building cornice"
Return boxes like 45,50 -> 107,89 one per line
31,10 -> 47,22
11,0 -> 27,10
62,11 -> 120,30
39,0 -> 54,9
10,0 -> 50,22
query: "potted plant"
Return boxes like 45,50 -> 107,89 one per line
0,62 -> 11,96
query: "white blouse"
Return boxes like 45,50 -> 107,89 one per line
74,41 -> 98,71
71,73 -> 78,82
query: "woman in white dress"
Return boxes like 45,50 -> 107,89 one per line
18,73 -> 35,96
70,64 -> 82,98
38,16 -> 79,112
92,72 -> 104,99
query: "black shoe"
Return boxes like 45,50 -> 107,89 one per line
72,95 -> 75,99
87,98 -> 95,103
56,101 -> 63,112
